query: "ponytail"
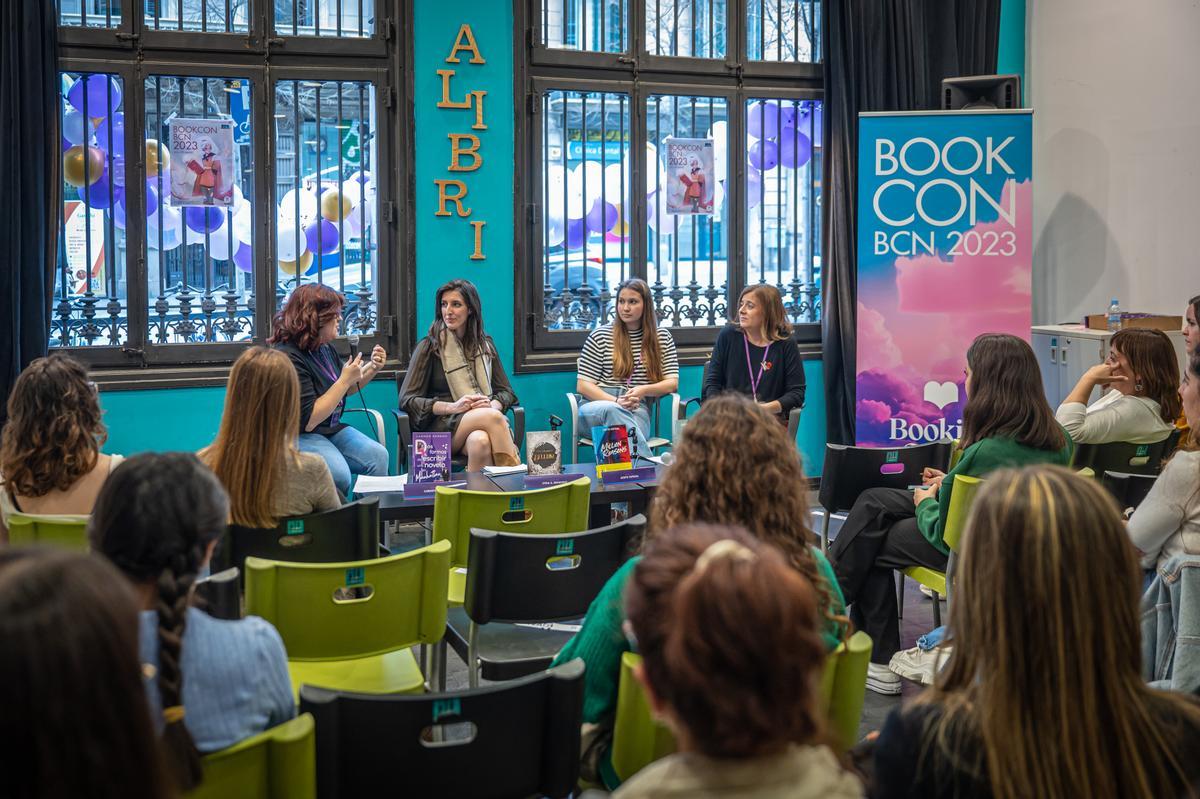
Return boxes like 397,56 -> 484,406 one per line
154,553 -> 203,790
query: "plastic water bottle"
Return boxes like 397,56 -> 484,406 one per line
1107,299 -> 1122,332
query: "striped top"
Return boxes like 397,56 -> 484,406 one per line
139,607 -> 295,752
577,324 -> 679,389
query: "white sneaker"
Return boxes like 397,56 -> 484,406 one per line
888,645 -> 953,686
866,662 -> 902,695
918,584 -> 947,601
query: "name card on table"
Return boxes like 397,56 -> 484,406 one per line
402,479 -> 467,500
525,472 -> 580,489
600,466 -> 657,486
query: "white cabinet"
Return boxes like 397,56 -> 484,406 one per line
1031,324 -> 1188,408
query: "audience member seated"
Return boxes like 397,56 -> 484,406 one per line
0,548 -> 174,799
702,284 -> 805,422
574,278 -> 679,460
1128,351 -> 1200,572
1055,327 -> 1179,445
553,394 -> 846,787
398,279 -> 520,471
871,465 -> 1200,798
89,453 -> 294,790
613,523 -> 863,799
267,283 -> 389,496
200,346 -> 340,526
831,333 -> 1073,696
0,353 -> 122,543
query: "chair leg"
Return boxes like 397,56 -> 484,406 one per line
467,622 -> 479,689
896,573 -> 904,619
932,592 -> 942,628
419,643 -> 428,688
436,640 -> 448,692
820,511 -> 831,554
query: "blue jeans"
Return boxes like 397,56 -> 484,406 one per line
299,426 -> 389,497
578,399 -> 653,459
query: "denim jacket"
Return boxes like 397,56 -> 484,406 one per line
1141,553 -> 1200,693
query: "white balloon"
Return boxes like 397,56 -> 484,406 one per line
576,161 -> 604,206
546,214 -> 565,247
277,221 -> 300,262
544,164 -> 567,216
709,121 -> 728,182
566,175 -> 588,220
63,110 -> 94,146
646,189 -> 671,231
232,201 -> 253,243
625,144 -> 668,196
147,205 -> 183,251
230,184 -> 245,211
206,219 -> 237,260
602,162 -> 628,205
278,188 -> 318,225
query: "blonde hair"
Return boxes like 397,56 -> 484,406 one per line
612,278 -> 666,383
200,347 -> 302,528
919,465 -> 1200,799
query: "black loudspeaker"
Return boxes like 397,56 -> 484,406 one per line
941,74 -> 1022,110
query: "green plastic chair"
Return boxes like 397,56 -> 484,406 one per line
902,474 -> 983,624
611,632 -> 875,784
431,477 -> 591,605
244,540 -> 451,697
6,513 -> 90,550
188,713 -> 316,799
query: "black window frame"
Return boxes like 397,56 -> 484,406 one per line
55,0 -> 413,388
514,0 -> 824,372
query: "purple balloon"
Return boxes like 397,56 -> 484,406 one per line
745,169 -> 764,209
585,198 -> 618,233
112,183 -> 158,229
94,112 -> 126,157
778,130 -> 813,169
233,241 -> 254,273
184,206 -> 225,235
565,219 -> 587,250
304,220 -> 340,255
77,176 -> 115,210
748,139 -> 780,171
67,74 -> 122,118
62,137 -> 74,152
746,101 -> 781,139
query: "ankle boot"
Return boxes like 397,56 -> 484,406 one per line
492,449 -> 521,467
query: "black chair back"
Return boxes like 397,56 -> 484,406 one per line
300,660 -> 584,799
213,497 -> 380,575
1073,433 -> 1176,477
818,440 -> 953,513
464,514 -> 646,625
1101,470 -> 1158,511
195,567 -> 241,620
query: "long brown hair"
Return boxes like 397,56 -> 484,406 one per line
627,523 -> 827,758
1110,328 -> 1182,423
612,278 -> 666,383
919,465 -> 1200,799
961,333 -> 1066,451
0,353 -> 106,499
267,283 -> 344,351
201,347 -> 302,528
650,393 -> 840,630
0,549 -> 174,799
426,279 -> 493,360
89,453 -> 231,792
733,284 -> 793,342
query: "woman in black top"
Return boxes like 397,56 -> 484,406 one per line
268,283 -> 389,496
702,284 -> 805,422
398,279 -> 520,471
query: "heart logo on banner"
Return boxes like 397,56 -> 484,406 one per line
923,381 -> 959,410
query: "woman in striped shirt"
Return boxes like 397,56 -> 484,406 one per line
576,278 -> 679,459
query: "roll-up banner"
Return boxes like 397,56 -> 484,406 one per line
855,110 -> 1033,446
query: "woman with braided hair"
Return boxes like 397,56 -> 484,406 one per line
89,452 -> 293,791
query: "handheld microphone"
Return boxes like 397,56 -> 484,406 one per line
348,334 -> 360,358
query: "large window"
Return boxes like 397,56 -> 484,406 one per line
54,1 -> 406,375
518,0 -> 822,364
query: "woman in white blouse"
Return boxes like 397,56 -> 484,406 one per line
1055,328 -> 1179,445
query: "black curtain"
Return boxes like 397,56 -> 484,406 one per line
0,0 -> 58,426
820,0 -> 1001,445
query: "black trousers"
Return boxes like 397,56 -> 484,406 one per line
829,487 -> 948,664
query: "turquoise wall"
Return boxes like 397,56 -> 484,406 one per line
100,0 -> 1027,479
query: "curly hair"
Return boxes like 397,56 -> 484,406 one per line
266,283 -> 344,351
0,353 -> 107,499
651,393 -> 840,630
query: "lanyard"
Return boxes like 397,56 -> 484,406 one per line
743,333 -> 770,401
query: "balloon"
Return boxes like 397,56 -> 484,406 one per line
62,138 -> 73,152
233,240 -> 254,272
145,139 -> 169,178
565,175 -> 588,220
67,74 -> 122,118
585,198 -> 617,233
546,213 -> 565,248
63,146 -> 106,187
748,139 -> 779,171
232,201 -> 254,243
606,206 -> 631,241
342,202 -> 364,239
278,187 -> 318,225
709,120 -> 728,181
62,111 -> 94,146
278,250 -> 314,276
346,170 -> 370,187
110,153 -> 126,186
745,168 -> 764,209
565,219 -> 587,250
778,130 -> 812,169
602,162 -> 628,205
573,161 -> 605,207
147,206 -> 183,251
646,189 -> 671,230
207,224 -> 239,260
320,188 -> 353,221
810,104 -> 823,146
94,112 -> 125,156
230,184 -> 245,211
779,104 -> 798,131
77,176 -> 115,210
277,222 -> 300,262
746,100 -> 781,139
184,206 -> 225,235
304,220 -> 340,255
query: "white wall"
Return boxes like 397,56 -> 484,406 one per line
1029,0 -> 1200,325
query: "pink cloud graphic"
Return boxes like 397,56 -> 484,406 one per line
856,301 -> 903,374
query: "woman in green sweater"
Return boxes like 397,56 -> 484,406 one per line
552,394 -> 847,788
830,333 -> 1073,696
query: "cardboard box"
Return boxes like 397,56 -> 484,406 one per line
1084,313 -> 1182,332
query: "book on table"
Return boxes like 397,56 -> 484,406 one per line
526,430 -> 562,475
411,432 -> 452,483
592,425 -> 633,475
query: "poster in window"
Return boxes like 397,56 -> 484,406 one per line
664,137 -> 715,216
167,118 -> 236,208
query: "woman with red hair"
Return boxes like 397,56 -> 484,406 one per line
268,284 -> 388,496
